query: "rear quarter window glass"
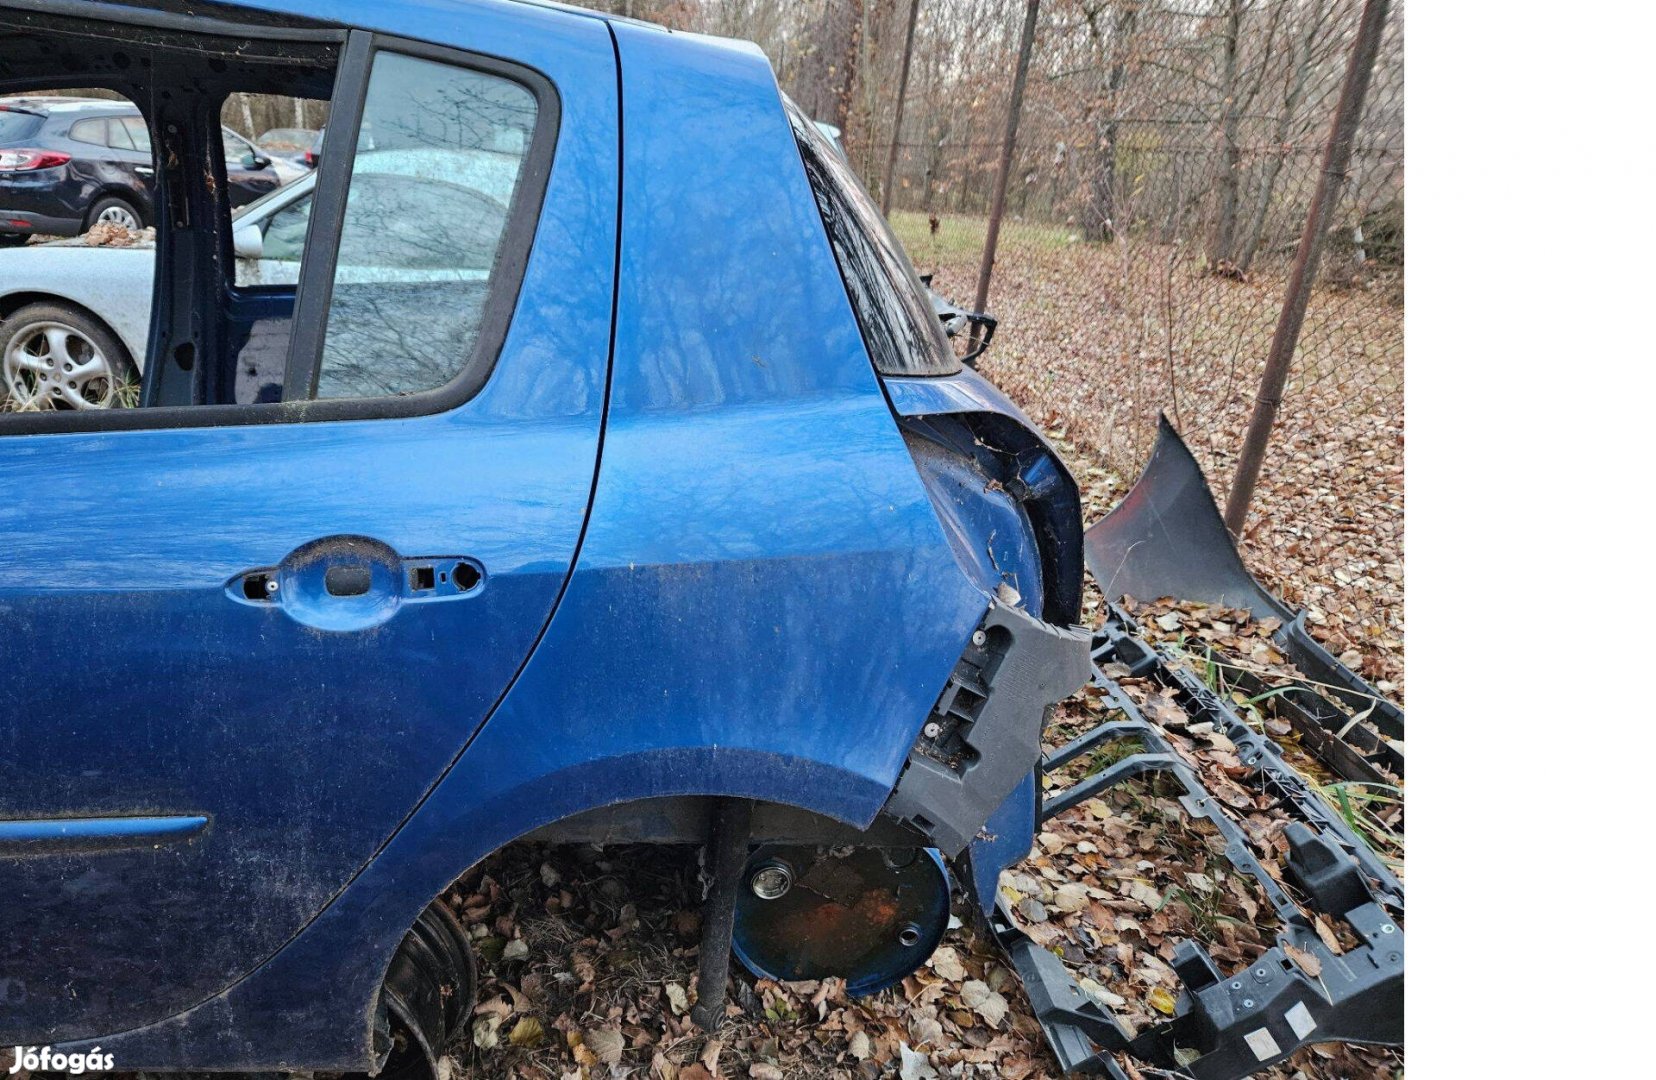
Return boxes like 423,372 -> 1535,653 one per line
68,117 -> 108,146
121,116 -> 151,153
786,102 -> 958,378
106,117 -> 137,150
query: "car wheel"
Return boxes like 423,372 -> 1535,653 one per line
87,195 -> 143,232
0,233 -> 27,248
1,303 -> 137,411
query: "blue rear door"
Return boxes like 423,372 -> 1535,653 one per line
0,0 -> 618,1043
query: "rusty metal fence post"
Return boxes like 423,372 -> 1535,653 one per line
971,0 -> 1041,338
1223,0 -> 1393,534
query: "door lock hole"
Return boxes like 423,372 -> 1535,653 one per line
452,563 -> 481,592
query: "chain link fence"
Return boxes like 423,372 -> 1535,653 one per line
830,0 -> 1407,681
871,0 -> 1403,500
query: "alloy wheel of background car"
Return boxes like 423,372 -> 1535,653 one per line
89,196 -> 142,231
0,303 -> 135,411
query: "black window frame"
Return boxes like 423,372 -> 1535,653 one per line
0,17 -> 561,437
785,100 -> 960,379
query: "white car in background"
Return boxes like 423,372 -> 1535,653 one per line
0,149 -> 517,409
223,125 -> 309,187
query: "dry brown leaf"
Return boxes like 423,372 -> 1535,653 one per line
1285,942 -> 1323,978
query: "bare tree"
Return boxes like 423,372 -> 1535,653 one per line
1079,1 -> 1140,242
1237,0 -> 1343,271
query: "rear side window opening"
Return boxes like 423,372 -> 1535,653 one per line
786,100 -> 959,379
0,4 -> 558,435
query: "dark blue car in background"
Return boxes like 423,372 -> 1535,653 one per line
0,1 -> 1089,1076
0,95 -> 279,243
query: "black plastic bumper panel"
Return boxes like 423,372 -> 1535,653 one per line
1083,416 -> 1402,774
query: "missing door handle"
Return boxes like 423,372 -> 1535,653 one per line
324,564 -> 373,597
229,546 -> 485,621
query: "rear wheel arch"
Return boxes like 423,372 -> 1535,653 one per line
358,791 -> 898,1076
71,755 -> 898,1072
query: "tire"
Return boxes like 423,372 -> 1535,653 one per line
86,195 -> 143,232
0,234 -> 27,248
0,302 -> 137,411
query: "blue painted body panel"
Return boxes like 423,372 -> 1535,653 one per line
973,774 -> 1037,912
0,1 -> 1060,1065
0,0 -> 620,1046
887,370 -> 1062,915
886,366 -> 1061,455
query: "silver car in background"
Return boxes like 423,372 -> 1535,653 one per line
0,148 -> 516,409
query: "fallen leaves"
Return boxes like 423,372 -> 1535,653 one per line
928,946 -> 967,982
1284,942 -> 1323,979
958,979 -> 1010,1027
581,1027 -> 624,1066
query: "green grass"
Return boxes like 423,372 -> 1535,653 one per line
889,209 -> 1076,265
1316,780 -> 1404,867
1083,736 -> 1145,777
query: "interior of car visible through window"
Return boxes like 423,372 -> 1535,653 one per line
0,4 -> 550,430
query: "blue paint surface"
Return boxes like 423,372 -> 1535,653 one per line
970,774 -> 1038,914
1,0 -> 619,1046
1,1 -> 1064,1065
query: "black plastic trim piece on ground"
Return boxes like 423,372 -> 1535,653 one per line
994,605 -> 1403,1078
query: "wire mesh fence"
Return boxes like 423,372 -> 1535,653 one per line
872,0 -> 1404,502
834,0 -> 1407,684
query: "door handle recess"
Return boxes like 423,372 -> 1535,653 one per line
228,536 -> 485,631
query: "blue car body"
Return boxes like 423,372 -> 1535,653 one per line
0,0 -> 1086,1069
